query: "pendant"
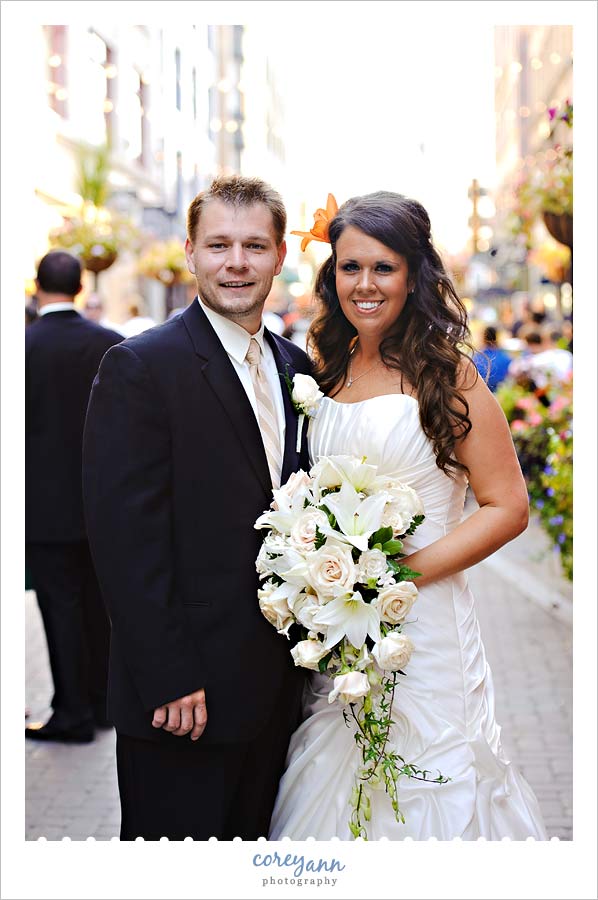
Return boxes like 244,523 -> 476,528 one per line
346,378 -> 353,388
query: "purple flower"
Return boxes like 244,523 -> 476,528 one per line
557,533 -> 566,545
544,466 -> 555,475
548,107 -> 557,121
549,515 -> 564,526
535,499 -> 545,509
546,488 -> 555,498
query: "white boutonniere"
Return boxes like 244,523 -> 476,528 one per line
283,371 -> 324,452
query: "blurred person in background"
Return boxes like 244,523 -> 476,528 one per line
83,294 -> 124,335
510,298 -> 533,338
535,326 -> 573,382
472,325 -> 512,392
119,298 -> 157,338
508,326 -> 572,404
25,297 -> 39,327
262,298 -> 285,336
26,251 -> 123,743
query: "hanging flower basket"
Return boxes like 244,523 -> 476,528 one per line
137,237 -> 194,286
81,251 -> 118,274
49,207 -> 139,270
542,212 -> 573,250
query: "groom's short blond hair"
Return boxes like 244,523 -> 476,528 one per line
186,175 -> 287,246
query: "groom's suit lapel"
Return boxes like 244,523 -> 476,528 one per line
181,301 -> 272,500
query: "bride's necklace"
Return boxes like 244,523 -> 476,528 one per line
346,343 -> 383,389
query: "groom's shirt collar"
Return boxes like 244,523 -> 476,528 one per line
196,296 -> 266,363
39,302 -> 78,316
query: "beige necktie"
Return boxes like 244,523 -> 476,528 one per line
245,338 -> 283,489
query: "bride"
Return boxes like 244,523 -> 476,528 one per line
268,191 -> 547,841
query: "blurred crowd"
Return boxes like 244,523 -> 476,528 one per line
470,299 -> 572,397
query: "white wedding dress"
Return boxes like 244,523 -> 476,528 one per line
269,394 -> 547,841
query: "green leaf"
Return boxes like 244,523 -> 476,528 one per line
402,514 -> 425,536
396,565 -> 422,581
319,504 -> 337,530
318,651 -> 333,673
314,525 -> 327,550
370,526 -> 393,546
381,539 -> 403,556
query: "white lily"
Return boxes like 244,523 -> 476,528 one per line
310,455 -> 379,496
320,480 -> 390,552
267,547 -> 310,587
333,456 -> 379,493
254,483 -> 310,535
312,590 -> 381,650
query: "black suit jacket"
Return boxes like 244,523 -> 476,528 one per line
82,300 -> 311,745
26,310 -> 123,542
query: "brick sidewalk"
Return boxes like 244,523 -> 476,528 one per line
25,533 -> 573,841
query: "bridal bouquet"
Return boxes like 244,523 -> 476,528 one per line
254,454 -> 449,838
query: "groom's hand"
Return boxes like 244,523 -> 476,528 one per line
151,689 -> 207,741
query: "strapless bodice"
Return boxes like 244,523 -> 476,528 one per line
309,394 -> 467,536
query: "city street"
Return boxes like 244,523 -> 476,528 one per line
24,513 -> 573,842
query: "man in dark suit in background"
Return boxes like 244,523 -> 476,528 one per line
83,176 -> 310,840
26,251 -> 123,743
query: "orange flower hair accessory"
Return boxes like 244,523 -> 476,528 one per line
291,193 -> 339,251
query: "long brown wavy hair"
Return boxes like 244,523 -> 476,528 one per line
307,191 -> 476,477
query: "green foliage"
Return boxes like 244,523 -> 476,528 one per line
370,526 -> 393,547
347,673 -> 450,839
75,144 -> 112,208
496,378 -> 573,581
314,525 -> 327,550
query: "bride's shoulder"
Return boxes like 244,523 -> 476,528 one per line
456,355 -> 483,395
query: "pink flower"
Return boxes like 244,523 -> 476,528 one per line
511,419 -> 527,433
516,396 -> 535,411
529,412 -> 543,426
548,107 -> 557,121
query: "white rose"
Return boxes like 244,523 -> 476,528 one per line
290,508 -> 330,552
291,639 -> 329,671
372,631 -> 414,671
292,374 -> 324,414
258,582 -> 293,634
355,549 -> 388,584
293,593 -> 325,633
375,581 -> 418,624
328,671 -> 371,705
307,541 -> 356,601
381,484 -> 424,537
274,469 -> 312,506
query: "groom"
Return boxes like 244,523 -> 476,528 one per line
83,175 -> 310,840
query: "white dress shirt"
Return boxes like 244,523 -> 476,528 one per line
38,302 -> 79,316
197,298 -> 286,449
